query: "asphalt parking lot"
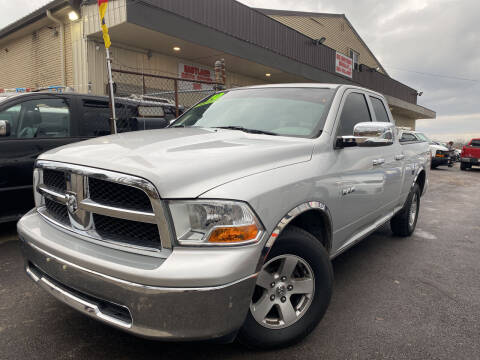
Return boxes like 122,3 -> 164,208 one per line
1,164 -> 479,360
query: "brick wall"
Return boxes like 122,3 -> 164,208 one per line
0,15 -> 73,90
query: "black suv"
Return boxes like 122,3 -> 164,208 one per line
0,92 -> 179,223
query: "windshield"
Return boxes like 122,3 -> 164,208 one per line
171,88 -> 335,137
416,132 -> 431,142
471,139 -> 480,147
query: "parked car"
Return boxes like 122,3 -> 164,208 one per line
460,138 -> 480,170
400,131 -> 449,169
18,84 -> 429,349
0,92 -> 177,223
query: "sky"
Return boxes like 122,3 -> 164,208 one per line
0,0 -> 478,141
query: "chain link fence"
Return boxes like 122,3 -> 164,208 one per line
111,69 -> 224,116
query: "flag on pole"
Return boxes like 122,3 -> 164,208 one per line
98,0 -> 111,48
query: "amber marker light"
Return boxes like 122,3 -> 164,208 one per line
208,224 -> 259,243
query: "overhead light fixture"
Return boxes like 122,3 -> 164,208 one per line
173,46 -> 181,51
265,73 -> 271,77
68,11 -> 79,21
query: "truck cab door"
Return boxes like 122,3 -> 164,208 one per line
329,90 -> 401,253
0,96 -> 75,221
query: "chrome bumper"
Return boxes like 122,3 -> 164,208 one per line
18,211 -> 259,341
22,241 -> 256,340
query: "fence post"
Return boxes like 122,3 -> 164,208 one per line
174,79 -> 179,118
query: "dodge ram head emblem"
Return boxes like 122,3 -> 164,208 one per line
65,192 -> 78,214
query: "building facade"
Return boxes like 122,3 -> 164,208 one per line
0,0 -> 435,128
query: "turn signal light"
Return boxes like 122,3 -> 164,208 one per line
208,224 -> 259,243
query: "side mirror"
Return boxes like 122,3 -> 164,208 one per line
336,122 -> 395,148
0,120 -> 11,137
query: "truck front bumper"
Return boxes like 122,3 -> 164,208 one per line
18,212 -> 258,341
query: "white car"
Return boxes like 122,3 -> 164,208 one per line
400,131 -> 450,168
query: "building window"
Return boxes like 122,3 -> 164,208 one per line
349,49 -> 359,70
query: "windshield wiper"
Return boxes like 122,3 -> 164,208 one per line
214,126 -> 278,136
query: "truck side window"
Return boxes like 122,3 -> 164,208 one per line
338,92 -> 371,136
1,99 -> 70,138
81,100 -> 111,137
400,133 -> 417,142
370,97 -> 390,122
0,104 -> 21,137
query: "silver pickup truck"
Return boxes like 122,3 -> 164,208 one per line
18,84 -> 429,349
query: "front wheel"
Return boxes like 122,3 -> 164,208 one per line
238,226 -> 333,349
391,183 -> 420,237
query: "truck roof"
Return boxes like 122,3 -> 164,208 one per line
230,83 -> 385,98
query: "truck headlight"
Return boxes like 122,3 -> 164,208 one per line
168,200 -> 263,246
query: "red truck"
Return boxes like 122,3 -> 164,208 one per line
460,138 -> 480,170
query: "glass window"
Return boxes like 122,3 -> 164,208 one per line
0,104 -> 21,137
370,97 -> 390,123
471,139 -> 480,147
349,49 -> 359,70
415,132 -> 430,142
400,132 -> 418,142
81,100 -> 111,137
0,98 -> 70,138
338,92 -> 371,136
172,88 -> 335,138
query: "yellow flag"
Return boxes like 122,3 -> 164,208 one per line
98,0 -> 111,48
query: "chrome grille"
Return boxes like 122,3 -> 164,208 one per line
88,177 -> 152,212
43,169 -> 66,193
35,160 -> 172,257
44,198 -> 69,225
93,214 -> 160,247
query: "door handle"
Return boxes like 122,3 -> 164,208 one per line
373,158 -> 385,166
395,154 -> 405,160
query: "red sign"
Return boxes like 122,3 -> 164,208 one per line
335,52 -> 353,78
178,63 -> 215,91
178,63 -> 214,83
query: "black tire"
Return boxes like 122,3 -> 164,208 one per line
431,164 -> 438,169
237,226 -> 333,349
460,163 -> 468,171
391,183 -> 420,237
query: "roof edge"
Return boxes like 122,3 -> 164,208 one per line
254,7 -> 344,18
255,7 -> 388,76
0,0 -> 68,41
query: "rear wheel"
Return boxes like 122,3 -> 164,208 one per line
460,163 -> 469,170
391,183 -> 420,237
238,226 -> 333,349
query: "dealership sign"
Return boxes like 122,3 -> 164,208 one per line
178,63 -> 215,90
335,52 -> 353,78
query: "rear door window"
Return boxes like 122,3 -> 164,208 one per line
370,97 -> 390,123
338,92 -> 372,136
471,140 -> 480,147
80,100 -> 111,137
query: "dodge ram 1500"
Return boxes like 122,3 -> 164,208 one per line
18,84 -> 429,349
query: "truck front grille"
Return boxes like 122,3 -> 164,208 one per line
35,161 -> 170,256
93,214 -> 160,248
43,169 -> 66,193
45,198 -> 69,225
89,177 -> 153,212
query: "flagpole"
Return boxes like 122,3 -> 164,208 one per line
106,47 -> 117,134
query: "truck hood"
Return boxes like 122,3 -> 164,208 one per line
39,128 -> 314,198
429,144 -> 449,152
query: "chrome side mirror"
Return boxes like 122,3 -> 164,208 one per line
336,122 -> 395,148
0,120 -> 10,137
